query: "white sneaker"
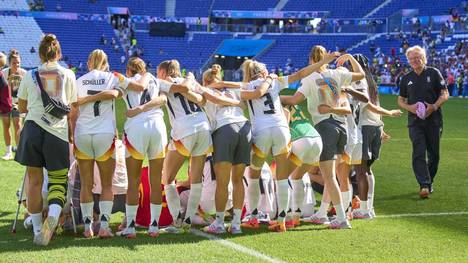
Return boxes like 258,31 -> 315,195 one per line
147,226 -> 159,238
203,222 -> 226,234
24,217 -> 33,229
228,224 -> 242,234
2,152 -> 13,160
352,209 -> 372,220
329,219 -> 352,229
116,227 -> 136,238
369,208 -> 376,218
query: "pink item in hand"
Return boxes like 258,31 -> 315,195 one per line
416,102 -> 426,119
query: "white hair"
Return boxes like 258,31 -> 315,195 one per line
405,45 -> 427,65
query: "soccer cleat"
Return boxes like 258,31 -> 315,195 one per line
292,213 -> 301,227
419,187 -> 430,199
268,221 -> 286,232
228,224 -> 242,234
203,222 -> 226,234
159,225 -> 183,234
83,228 -> 94,238
352,209 -> 372,220
116,227 -> 136,239
98,226 -> 114,238
302,214 -> 330,225
147,226 -> 160,238
240,217 -> 260,229
1,152 -> 13,160
34,216 -> 58,246
23,217 -> 33,229
327,207 -> 336,217
329,219 -> 352,229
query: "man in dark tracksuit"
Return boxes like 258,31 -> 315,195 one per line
397,45 -> 449,199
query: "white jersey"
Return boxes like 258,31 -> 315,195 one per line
123,73 -> 166,131
356,80 -> 383,127
298,68 -> 352,125
345,93 -> 361,145
204,88 -> 247,131
75,70 -> 119,136
160,77 -> 210,140
245,77 -> 289,134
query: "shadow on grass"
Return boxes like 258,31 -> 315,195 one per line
0,212 -> 13,218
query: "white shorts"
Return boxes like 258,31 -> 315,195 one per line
168,130 -> 212,157
252,126 -> 291,158
290,137 -> 322,166
344,143 -> 362,165
124,119 -> 167,160
74,133 -> 115,161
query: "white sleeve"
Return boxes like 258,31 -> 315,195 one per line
159,79 -> 172,93
297,78 -> 310,98
277,76 -> 289,90
339,70 -> 353,88
17,71 -> 30,100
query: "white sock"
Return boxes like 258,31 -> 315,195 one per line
184,183 -> 202,224
247,178 -> 260,218
341,191 -> 352,211
150,203 -> 162,228
30,213 -> 42,235
316,201 -> 329,218
291,179 -> 304,213
367,172 -> 375,211
5,145 -> 12,153
215,211 -> 225,225
48,204 -> 62,219
335,203 -> 346,221
126,204 -> 138,229
164,184 -> 182,221
80,202 -> 94,230
99,201 -> 113,229
232,209 -> 242,226
276,179 -> 290,222
360,201 -> 368,211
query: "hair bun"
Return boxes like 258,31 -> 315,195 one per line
43,34 -> 57,43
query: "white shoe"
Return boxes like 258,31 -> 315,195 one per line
203,222 -> 226,234
116,227 -> 136,238
24,217 -> 33,229
2,152 -> 13,160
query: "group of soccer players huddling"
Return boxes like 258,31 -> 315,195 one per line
9,34 -> 402,246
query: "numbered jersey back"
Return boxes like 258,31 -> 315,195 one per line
76,70 -> 118,136
245,77 -> 289,133
123,74 -> 164,129
161,77 -> 210,140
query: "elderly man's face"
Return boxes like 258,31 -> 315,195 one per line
407,51 -> 425,71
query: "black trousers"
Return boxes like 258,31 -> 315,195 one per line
408,123 -> 443,189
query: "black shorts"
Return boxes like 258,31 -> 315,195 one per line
15,120 -> 69,170
361,125 -> 382,161
212,121 -> 251,165
315,117 -> 347,162
93,193 -> 126,214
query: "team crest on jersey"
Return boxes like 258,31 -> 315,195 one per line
427,76 -> 431,83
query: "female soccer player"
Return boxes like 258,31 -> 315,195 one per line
349,54 -> 401,219
281,46 -> 366,229
73,49 -> 138,238
117,58 -> 190,238
15,34 -> 77,246
239,54 -> 338,232
1,49 -> 26,160
158,60 -> 212,232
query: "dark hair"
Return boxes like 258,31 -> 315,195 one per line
39,34 -> 62,63
353,54 -> 379,105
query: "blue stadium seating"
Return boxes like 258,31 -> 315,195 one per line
281,0 -> 383,18
35,18 -> 124,72
43,0 -> 166,16
257,34 -> 367,69
370,0 -> 462,18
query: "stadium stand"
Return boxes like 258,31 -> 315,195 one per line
281,0 -> 383,18
42,0 -> 166,16
35,18 -> 124,72
0,16 -> 43,68
0,0 -> 29,11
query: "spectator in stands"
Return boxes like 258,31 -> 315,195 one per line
30,47 -> 36,53
397,45 -> 449,198
120,55 -> 125,64
0,27 -> 4,35
100,34 -> 107,45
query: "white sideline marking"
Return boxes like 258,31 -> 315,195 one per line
377,211 -> 468,218
191,229 -> 286,263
